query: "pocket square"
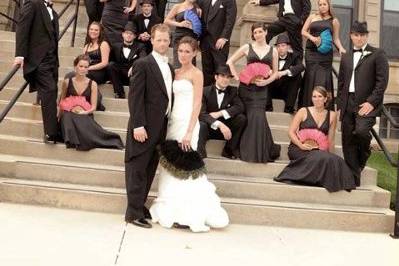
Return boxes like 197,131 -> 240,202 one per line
227,104 -> 231,107
132,54 -> 137,59
220,4 -> 224,8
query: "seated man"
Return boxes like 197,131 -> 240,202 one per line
266,34 -> 305,114
131,0 -> 162,54
107,22 -> 147,99
198,65 -> 246,159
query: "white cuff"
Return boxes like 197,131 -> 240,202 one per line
211,121 -> 220,130
16,56 -> 24,60
134,126 -> 144,132
286,70 -> 292,77
221,110 -> 231,119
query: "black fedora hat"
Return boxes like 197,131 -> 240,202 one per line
215,65 -> 233,77
140,0 -> 154,6
275,34 -> 290,45
351,21 -> 369,34
124,22 -> 137,33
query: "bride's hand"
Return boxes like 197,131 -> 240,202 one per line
181,131 -> 193,152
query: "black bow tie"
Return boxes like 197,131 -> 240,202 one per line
123,44 -> 132,49
216,89 -> 225,95
44,1 -> 53,7
353,48 -> 363,53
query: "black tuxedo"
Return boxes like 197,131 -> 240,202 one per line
130,13 -> 162,54
125,54 -> 174,220
337,44 -> 389,185
15,0 -> 60,137
197,0 -> 237,86
266,51 -> 304,113
107,41 -> 147,97
259,0 -> 311,56
198,85 -> 246,157
84,0 -> 103,25
153,0 -> 167,20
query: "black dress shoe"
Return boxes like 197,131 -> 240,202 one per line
126,218 -> 152,229
43,134 -> 63,144
114,93 -> 126,99
143,208 -> 152,220
221,149 -> 238,160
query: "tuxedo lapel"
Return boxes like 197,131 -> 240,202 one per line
148,55 -> 168,98
40,3 -> 54,38
208,0 -> 221,22
355,44 -> 374,70
209,85 -> 219,110
220,87 -> 231,109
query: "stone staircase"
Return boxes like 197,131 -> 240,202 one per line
0,11 -> 395,233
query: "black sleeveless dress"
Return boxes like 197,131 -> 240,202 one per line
274,108 -> 356,192
238,44 -> 281,163
172,7 -> 198,67
60,78 -> 124,151
85,46 -> 109,86
299,18 -> 334,110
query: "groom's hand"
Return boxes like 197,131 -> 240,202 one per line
134,127 -> 148,143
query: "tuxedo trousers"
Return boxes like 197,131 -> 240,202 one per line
341,93 -> 376,186
125,118 -> 168,220
32,54 -> 59,137
107,62 -> 129,96
266,74 -> 302,111
198,114 -> 247,157
84,0 -> 104,25
266,14 -> 303,57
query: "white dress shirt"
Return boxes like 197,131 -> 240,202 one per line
283,0 -> 295,16
211,0 -> 218,6
152,51 -> 173,116
349,43 -> 368,93
44,1 -> 54,20
122,45 -> 132,59
211,85 -> 231,130
143,14 -> 151,28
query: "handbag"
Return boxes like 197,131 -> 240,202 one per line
184,9 -> 202,37
317,29 -> 333,54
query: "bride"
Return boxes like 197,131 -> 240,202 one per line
150,36 -> 229,232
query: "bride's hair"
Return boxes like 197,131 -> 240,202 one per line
178,36 -> 199,52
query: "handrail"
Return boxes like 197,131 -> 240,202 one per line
0,11 -> 18,24
332,63 -> 399,238
0,0 -> 81,124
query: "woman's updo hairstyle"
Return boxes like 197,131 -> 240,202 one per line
313,86 -> 332,107
251,22 -> 267,41
73,54 -> 90,67
178,36 -> 199,52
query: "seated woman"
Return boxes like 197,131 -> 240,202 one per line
274,86 -> 356,192
58,55 -> 124,151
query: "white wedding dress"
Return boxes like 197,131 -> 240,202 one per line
150,79 -> 229,232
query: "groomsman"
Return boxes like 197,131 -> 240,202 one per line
198,65 -> 246,159
266,34 -> 304,114
337,21 -> 389,186
197,0 -> 237,86
249,0 -> 311,56
14,0 -> 61,143
108,22 -> 147,99
131,0 -> 162,54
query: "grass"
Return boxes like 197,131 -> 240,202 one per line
367,151 -> 397,210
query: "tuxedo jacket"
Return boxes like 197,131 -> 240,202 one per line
131,13 -> 162,37
199,85 -> 244,126
197,0 -> 237,43
15,0 -> 59,87
260,0 -> 311,23
278,51 -> 304,77
125,54 -> 174,161
110,41 -> 147,68
337,44 -> 389,119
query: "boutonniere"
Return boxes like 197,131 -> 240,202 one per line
362,50 -> 372,57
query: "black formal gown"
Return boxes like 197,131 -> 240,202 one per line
172,7 -> 198,67
274,108 -> 356,192
238,44 -> 281,163
85,46 -> 109,85
60,78 -> 124,151
299,18 -> 334,109
102,0 -> 130,44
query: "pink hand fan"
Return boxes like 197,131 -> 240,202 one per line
59,96 -> 92,112
297,128 -> 329,151
239,62 -> 271,85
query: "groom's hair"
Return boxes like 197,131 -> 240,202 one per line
151,23 -> 170,39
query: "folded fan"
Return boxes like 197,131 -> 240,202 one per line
184,9 -> 202,37
239,62 -> 271,85
317,29 -> 333,54
59,96 -> 92,112
297,128 -> 329,151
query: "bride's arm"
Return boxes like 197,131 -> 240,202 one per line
181,69 -> 204,151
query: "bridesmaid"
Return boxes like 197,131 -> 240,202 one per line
275,86 -> 356,192
299,0 -> 346,109
227,22 -> 281,163
164,0 -> 200,68
101,0 -> 137,44
58,54 -> 124,151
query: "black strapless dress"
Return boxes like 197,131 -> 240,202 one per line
274,108 -> 356,192
238,44 -> 281,163
60,78 -> 124,151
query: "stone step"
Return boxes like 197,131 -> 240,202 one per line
0,177 -> 393,232
0,135 -> 378,186
0,62 -> 74,77
0,155 -> 386,207
0,40 -> 83,56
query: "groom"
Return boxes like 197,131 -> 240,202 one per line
125,24 -> 174,229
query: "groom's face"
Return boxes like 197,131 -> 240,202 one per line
151,31 -> 170,55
